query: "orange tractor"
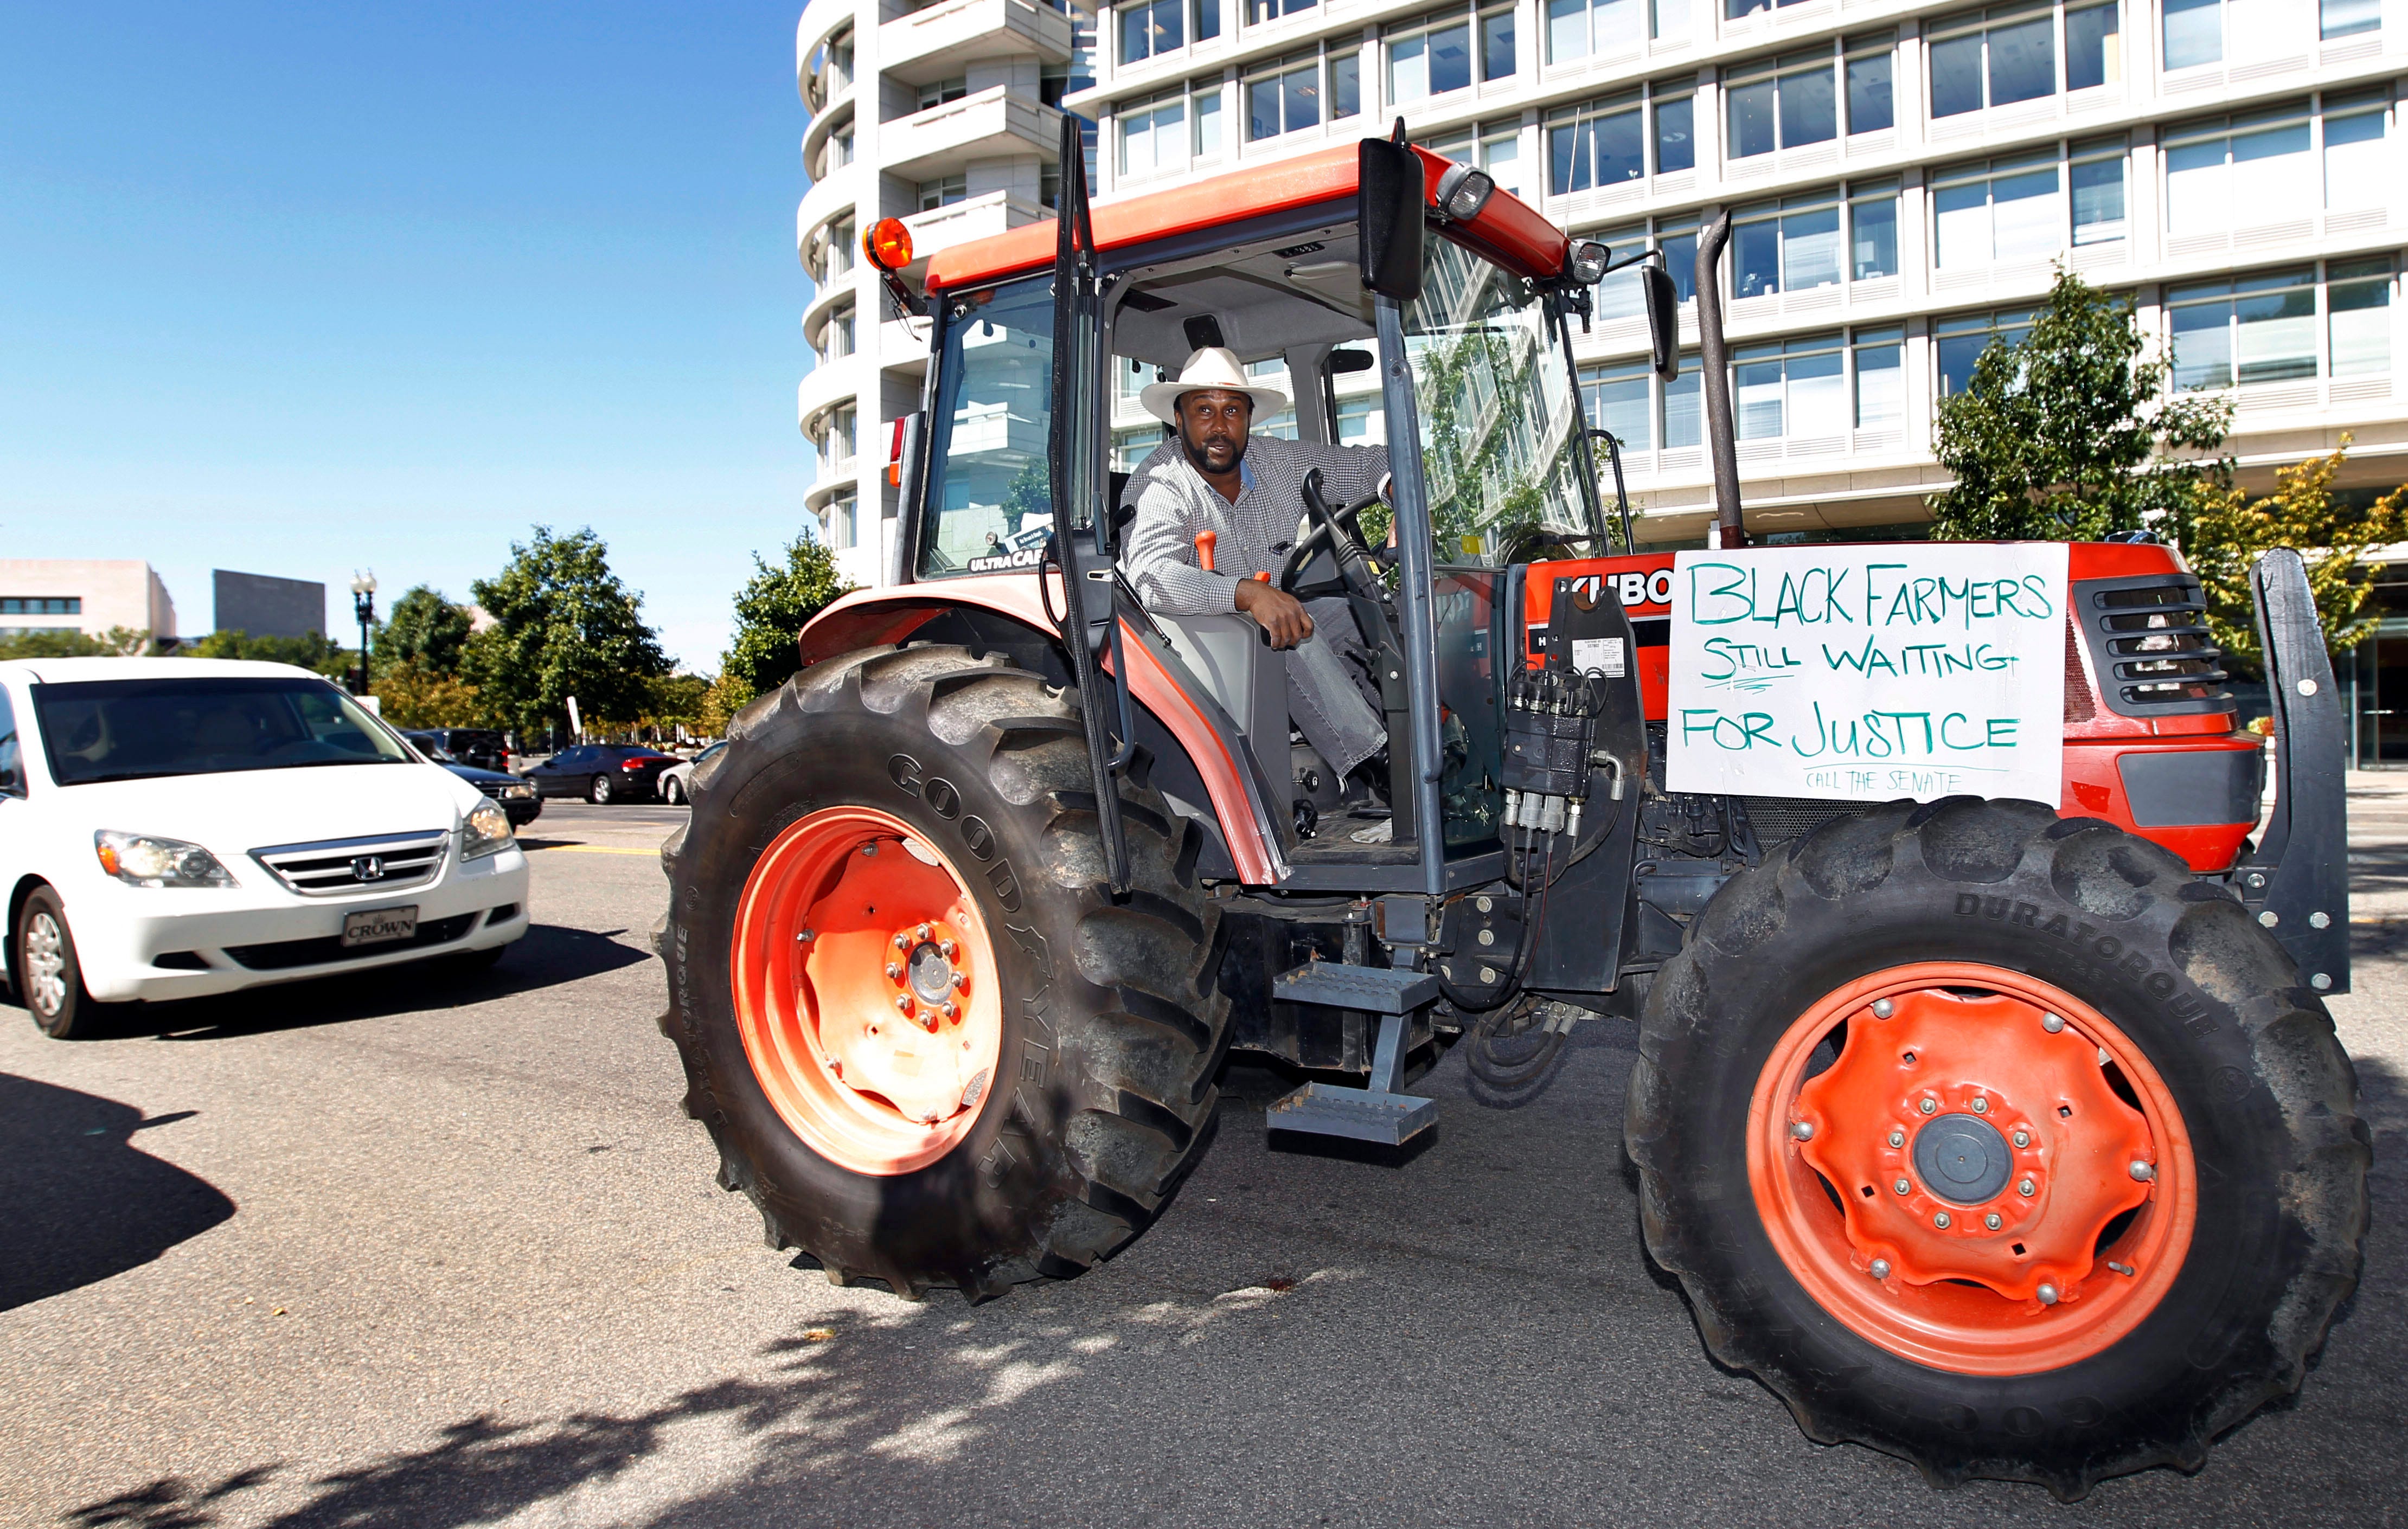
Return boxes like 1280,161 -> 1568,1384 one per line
658,121 -> 2366,1497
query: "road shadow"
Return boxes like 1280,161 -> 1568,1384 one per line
99,924 -> 653,1042
0,1074 -> 234,1313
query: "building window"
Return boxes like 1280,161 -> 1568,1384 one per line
1655,89 -> 1695,171
917,174 -> 968,210
1850,178 -> 1899,278
0,598 -> 81,615
1662,354 -> 1702,448
2330,257 -> 2393,376
1112,425 -> 1164,468
822,299 -> 856,361
2163,101 -> 2313,236
1336,394 -> 1382,443
1481,123 -> 1525,196
1119,0 -> 1182,64
2163,0 -> 2316,71
1932,149 -> 2063,267
825,405 -> 859,471
1195,0 -> 1222,43
1248,52 -> 1318,139
1930,5 -> 2054,118
1546,0 -> 1643,65
1580,359 -> 1654,451
1935,306 -> 2036,396
1388,5 -> 1512,104
1852,326 -> 1904,428
1733,191 -> 1841,297
1724,48 -> 1839,159
2172,260 -> 2395,390
1846,30 -> 1894,133
1547,83 -> 1689,193
1121,80 -> 1222,174
830,123 -> 855,170
917,76 -> 968,110
1250,0 -> 1316,21
829,216 -> 856,279
2323,0 -> 2380,38
2068,134 -> 2125,243
2067,2 -> 2119,88
2325,87 -> 2390,210
825,486 -> 859,551
1590,216 -> 1699,315
1733,332 -> 1847,441
1332,50 -> 1362,118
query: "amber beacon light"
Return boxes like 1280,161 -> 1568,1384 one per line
864,218 -> 914,273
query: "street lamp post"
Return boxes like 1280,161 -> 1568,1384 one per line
350,570 -> 377,696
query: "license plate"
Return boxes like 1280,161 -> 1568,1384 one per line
341,905 -> 419,948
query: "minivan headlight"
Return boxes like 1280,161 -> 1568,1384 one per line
462,800 -> 515,860
95,831 -> 236,888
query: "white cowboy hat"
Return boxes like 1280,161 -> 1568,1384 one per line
1139,345 -> 1289,425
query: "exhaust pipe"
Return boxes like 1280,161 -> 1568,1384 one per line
1693,213 -> 1743,549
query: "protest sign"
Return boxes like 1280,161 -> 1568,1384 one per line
1663,543 -> 2068,804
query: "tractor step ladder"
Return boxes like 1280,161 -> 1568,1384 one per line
1264,960 -> 1440,1146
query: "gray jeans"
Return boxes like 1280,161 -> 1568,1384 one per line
1285,597 -> 1386,780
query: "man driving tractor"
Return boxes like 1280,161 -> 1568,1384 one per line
1118,345 -> 1390,793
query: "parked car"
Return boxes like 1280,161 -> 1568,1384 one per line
410,727 -> 510,772
402,731 -> 542,828
520,744 -> 678,804
654,741 -> 723,806
0,658 -> 530,1038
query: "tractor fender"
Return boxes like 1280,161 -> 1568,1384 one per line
798,578 -> 1284,885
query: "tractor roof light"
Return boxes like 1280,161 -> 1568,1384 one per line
1567,241 -> 1609,286
1433,162 -> 1494,223
864,217 -> 914,272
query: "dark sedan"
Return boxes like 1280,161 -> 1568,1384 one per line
403,733 -> 543,826
521,744 -> 678,804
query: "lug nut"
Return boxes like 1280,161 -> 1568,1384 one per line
1871,999 -> 1894,1018
893,933 -> 909,950
2018,1177 -> 2037,1197
1888,1128 -> 1906,1148
2013,1129 -> 2031,1148
1933,1212 -> 1952,1229
797,929 -> 815,942
886,963 -> 902,980
952,971 -> 968,990
2129,1160 -> 2155,1181
917,924 -> 932,941
1984,1212 -> 2002,1230
1918,1097 -> 1937,1115
939,939 -> 957,959
2036,1283 -> 2060,1306
1970,1096 -> 1989,1114
1894,1178 -> 1912,1196
2042,1013 -> 2065,1033
894,994 -> 912,1013
1790,1121 -> 1815,1141
1870,1260 -> 1892,1280
942,1000 -> 959,1019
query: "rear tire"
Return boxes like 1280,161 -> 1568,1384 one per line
590,774 -> 614,805
16,889 -> 107,1040
662,776 -> 686,806
1626,797 -> 2368,1499
658,644 -> 1233,1300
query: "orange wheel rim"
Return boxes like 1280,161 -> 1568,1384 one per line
1747,962 -> 2196,1376
731,806 -> 1004,1176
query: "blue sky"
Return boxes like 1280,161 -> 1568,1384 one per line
1,2 -> 816,671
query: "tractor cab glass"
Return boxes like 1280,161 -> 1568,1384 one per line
916,278 -> 1058,578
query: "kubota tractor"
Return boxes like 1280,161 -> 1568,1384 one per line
657,120 -> 2367,1497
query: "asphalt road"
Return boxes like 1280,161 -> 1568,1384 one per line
3,795 -> 2401,1527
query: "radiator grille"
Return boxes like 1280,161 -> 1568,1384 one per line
2071,575 -> 2234,718
251,831 -> 450,897
1738,796 -> 1875,845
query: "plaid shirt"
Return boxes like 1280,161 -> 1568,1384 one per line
1119,435 -> 1389,615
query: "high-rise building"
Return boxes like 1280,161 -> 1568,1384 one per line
797,0 -> 2406,738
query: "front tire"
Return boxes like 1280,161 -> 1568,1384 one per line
658,644 -> 1233,1300
662,776 -> 686,806
1626,797 -> 2367,1499
16,888 -> 106,1040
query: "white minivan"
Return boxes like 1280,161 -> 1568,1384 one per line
0,657 -> 530,1037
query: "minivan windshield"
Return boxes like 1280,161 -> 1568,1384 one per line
34,676 -> 411,786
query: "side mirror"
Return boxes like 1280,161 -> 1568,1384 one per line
1641,262 -> 1679,382
1358,130 -> 1426,304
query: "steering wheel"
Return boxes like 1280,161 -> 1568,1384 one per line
1279,470 -> 1386,602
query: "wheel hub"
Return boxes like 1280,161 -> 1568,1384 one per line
1913,1113 -> 2012,1204
1789,986 -> 2158,1303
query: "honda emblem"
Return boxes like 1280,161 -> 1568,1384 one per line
351,855 -> 386,882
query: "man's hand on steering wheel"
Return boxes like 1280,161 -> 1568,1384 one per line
1235,579 -> 1315,649
1280,470 -> 1388,602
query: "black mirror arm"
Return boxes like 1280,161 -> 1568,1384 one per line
1590,428 -> 1635,553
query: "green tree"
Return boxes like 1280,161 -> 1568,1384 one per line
466,526 -> 670,738
1929,270 -> 2234,543
180,628 -> 353,679
0,626 -> 153,660
377,586 -> 474,673
695,671 -> 757,738
2179,437 -> 2408,673
372,662 -> 491,729
721,532 -> 854,696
